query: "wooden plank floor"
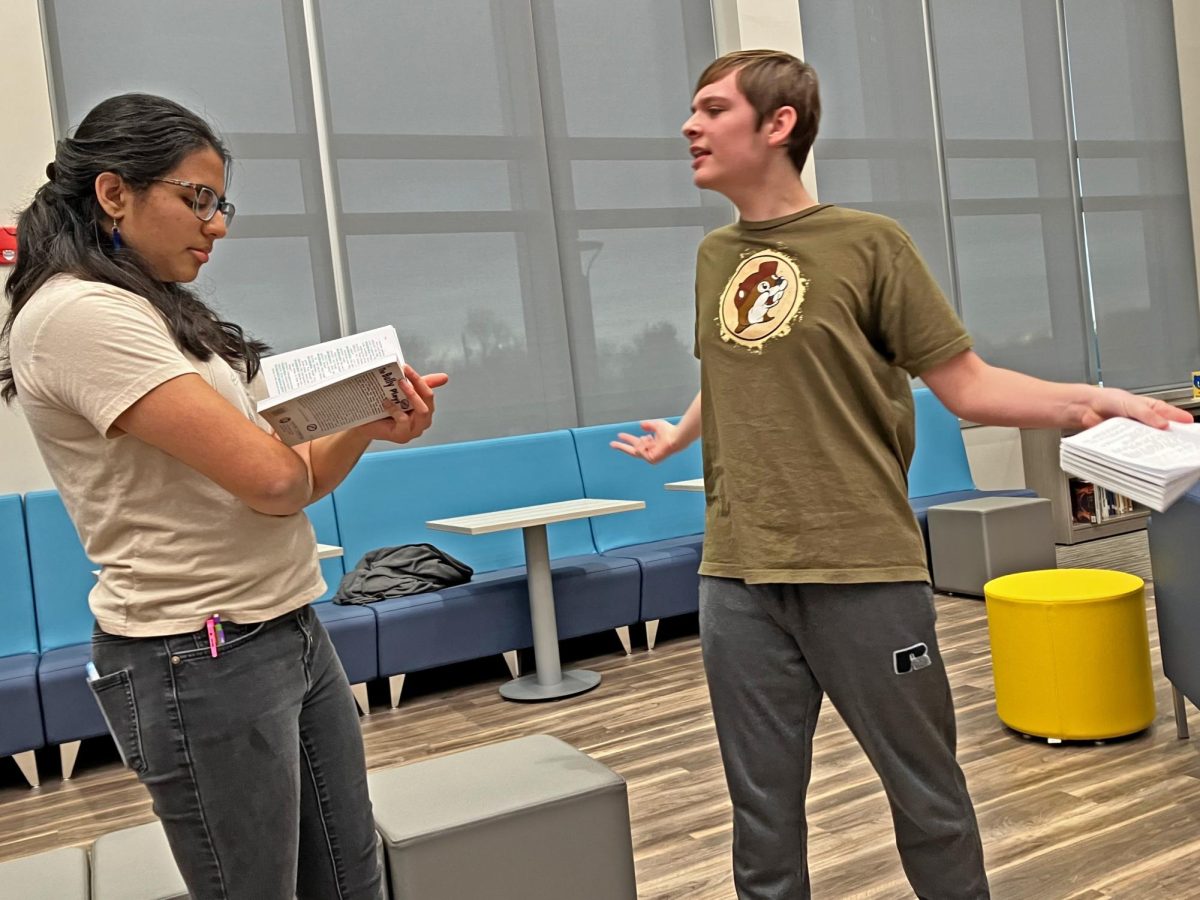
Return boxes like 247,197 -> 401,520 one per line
2,532 -> 1200,897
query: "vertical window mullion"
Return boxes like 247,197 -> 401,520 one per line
300,0 -> 355,337
1055,0 -> 1103,385
921,0 -> 963,318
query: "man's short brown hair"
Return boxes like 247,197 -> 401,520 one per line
695,50 -> 820,176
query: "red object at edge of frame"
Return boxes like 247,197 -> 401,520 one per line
0,227 -> 16,266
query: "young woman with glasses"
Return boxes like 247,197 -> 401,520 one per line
0,93 -> 446,899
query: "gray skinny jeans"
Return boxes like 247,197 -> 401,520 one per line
90,604 -> 384,900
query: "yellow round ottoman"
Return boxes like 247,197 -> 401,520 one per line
983,569 -> 1155,742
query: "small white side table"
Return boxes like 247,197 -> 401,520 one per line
427,498 -> 644,701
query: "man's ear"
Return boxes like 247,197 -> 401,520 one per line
765,106 -> 798,148
94,171 -> 129,221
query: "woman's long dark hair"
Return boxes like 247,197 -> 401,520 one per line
1,93 -> 268,404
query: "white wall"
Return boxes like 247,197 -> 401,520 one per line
0,1 -> 55,494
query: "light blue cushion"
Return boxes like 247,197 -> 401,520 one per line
314,602 -> 378,683
569,420 -> 704,553
333,431 -> 595,574
24,491 -> 94,652
909,387 -> 976,498
0,494 -> 38,657
306,494 -> 345,603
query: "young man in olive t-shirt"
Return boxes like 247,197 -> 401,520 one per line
612,50 -> 1189,900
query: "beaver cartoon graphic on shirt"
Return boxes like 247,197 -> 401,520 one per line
732,260 -> 788,334
718,250 -> 808,351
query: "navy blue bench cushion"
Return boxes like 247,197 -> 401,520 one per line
38,644 -> 107,745
569,420 -> 704,553
332,431 -> 598,575
313,602 -> 378,684
603,534 -> 704,622
0,654 -> 43,757
374,554 -> 640,676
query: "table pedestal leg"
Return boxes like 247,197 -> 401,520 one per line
499,524 -> 601,701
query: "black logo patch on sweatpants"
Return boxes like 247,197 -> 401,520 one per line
893,642 -> 932,675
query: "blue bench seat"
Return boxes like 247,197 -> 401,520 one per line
0,494 -> 43,788
570,421 -> 705,649
24,490 -> 98,779
306,495 -> 376,713
24,490 -> 375,775
334,430 -> 641,706
37,643 -> 106,748
0,653 -> 43,787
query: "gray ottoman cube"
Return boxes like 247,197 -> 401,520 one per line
928,496 -> 1056,595
370,734 -> 638,900
0,845 -> 88,900
92,821 -> 187,900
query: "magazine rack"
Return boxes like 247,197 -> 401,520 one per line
1020,394 -> 1200,544
1019,428 -> 1149,545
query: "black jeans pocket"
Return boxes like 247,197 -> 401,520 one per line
88,669 -> 148,775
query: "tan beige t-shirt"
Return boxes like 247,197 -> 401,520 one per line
10,274 -> 325,636
694,205 -> 972,584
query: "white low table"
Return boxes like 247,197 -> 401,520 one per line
664,478 -> 704,492
427,498 -> 645,702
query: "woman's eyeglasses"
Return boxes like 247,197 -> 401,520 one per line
153,178 -> 236,225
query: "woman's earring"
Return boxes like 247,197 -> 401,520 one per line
111,221 -> 123,250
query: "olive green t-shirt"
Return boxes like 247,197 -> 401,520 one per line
694,204 -> 972,584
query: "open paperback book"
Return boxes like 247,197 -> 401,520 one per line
1059,417 -> 1200,512
257,325 -> 410,446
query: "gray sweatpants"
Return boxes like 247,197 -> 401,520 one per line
699,576 -> 989,900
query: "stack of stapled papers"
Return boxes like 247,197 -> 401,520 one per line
1060,418 -> 1200,512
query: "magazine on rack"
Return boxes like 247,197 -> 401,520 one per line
1059,417 -> 1200,512
256,325 -> 409,446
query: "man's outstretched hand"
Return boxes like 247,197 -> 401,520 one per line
1079,388 -> 1193,430
610,419 -> 681,465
